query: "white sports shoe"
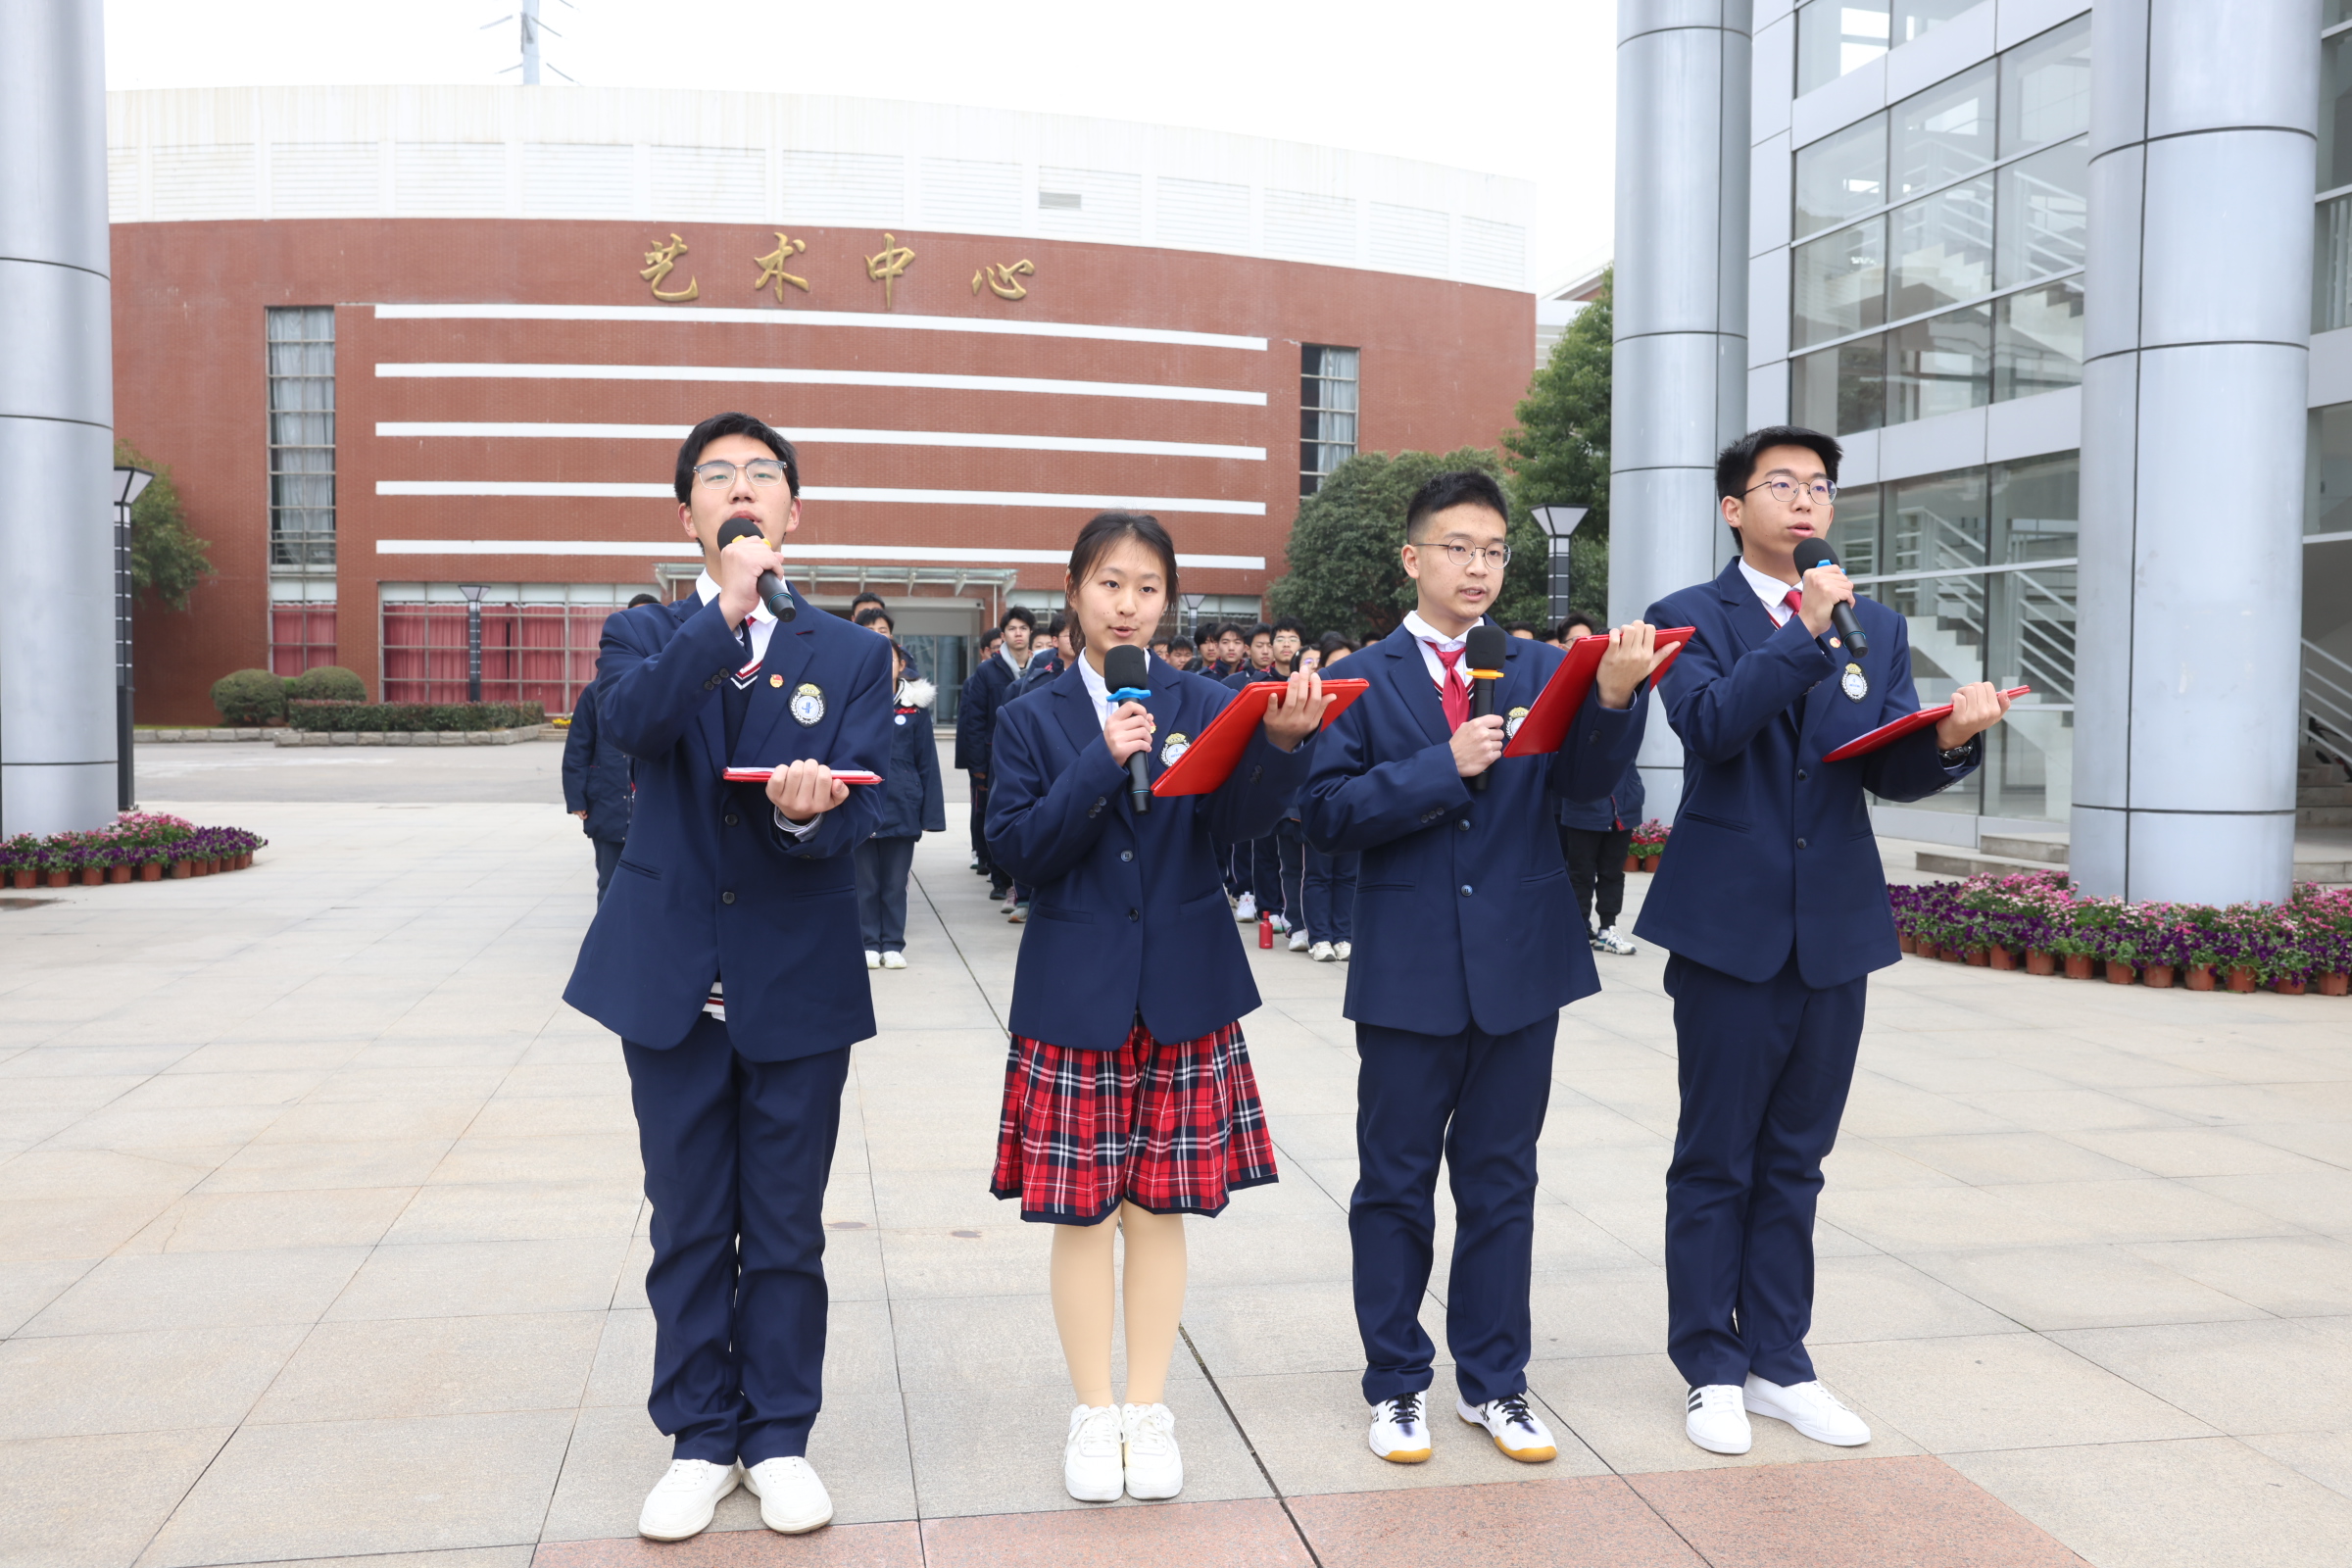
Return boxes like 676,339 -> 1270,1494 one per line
1335,941 -> 1352,961
1268,912 -> 1292,934
742,1455 -> 833,1534
1234,893 -> 1258,922
637,1458 -> 740,1541
1121,1401 -> 1183,1499
1368,1392 -> 1433,1463
1309,941 -> 1338,962
1744,1374 -> 1871,1446
1457,1393 -> 1557,1462
1686,1384 -> 1752,1454
1064,1403 -> 1124,1501
880,951 -> 906,969
1288,929 -> 1310,952
1592,925 -> 1639,956
864,949 -> 881,969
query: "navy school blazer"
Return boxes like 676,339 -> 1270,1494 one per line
985,656 -> 1307,1051
1633,558 -> 1980,989
1300,621 -> 1647,1039
563,590 -> 893,1060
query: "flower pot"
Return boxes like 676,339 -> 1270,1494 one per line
1939,945 -> 1965,962
2105,960 -> 2135,985
1641,856 -> 1660,872
1623,855 -> 1641,874
2143,964 -> 2177,989
2275,976 -> 2308,996
1965,947 -> 1990,966
79,866 -> 103,887
2320,972 -> 2350,998
8,869 -> 31,890
2063,954 -> 2095,979
107,864 -> 130,884
235,853 -> 252,870
2226,965 -> 2258,994
44,870 -> 68,888
1898,933 -> 1916,954
138,862 -> 162,881
1989,947 -> 2020,970
2027,950 -> 2057,976
170,860 -> 191,879
2185,963 -> 2217,991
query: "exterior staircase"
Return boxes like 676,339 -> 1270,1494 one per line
2303,749 -> 2352,829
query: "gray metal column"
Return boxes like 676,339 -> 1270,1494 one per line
1612,0 -> 1751,808
0,0 -> 118,838
2073,1 -> 2318,903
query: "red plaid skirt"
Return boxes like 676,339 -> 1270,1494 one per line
990,1020 -> 1277,1225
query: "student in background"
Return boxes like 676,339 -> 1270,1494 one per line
1505,621 -> 1538,639
1002,616 -> 1073,922
562,596 -> 657,901
1558,757 -> 1643,956
857,643 -> 945,970
853,606 -> 893,640
1212,623 -> 1248,678
1553,615 -> 1595,648
962,608 -> 1036,901
1319,631 -> 1354,668
1166,636 -> 1196,671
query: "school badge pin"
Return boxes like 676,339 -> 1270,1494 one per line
1840,662 -> 1869,702
1504,705 -> 1529,742
790,682 -> 826,725
1159,732 -> 1190,765
768,673 -> 784,688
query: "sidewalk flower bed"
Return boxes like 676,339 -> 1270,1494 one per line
0,812 -> 267,888
1626,818 -> 1671,873
1889,870 -> 2352,996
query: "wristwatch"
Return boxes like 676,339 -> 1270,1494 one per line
1937,737 -> 1979,767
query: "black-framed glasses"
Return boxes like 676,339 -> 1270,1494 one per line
694,459 -> 794,491
1422,542 -> 1512,567
1745,477 -> 1838,506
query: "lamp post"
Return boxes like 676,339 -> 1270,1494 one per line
460,584 -> 486,703
1530,506 -> 1589,626
1179,594 -> 1205,643
112,467 -> 155,811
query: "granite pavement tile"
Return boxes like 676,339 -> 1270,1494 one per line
1816,1332 -> 2215,1453
323,1237 -> 631,1320
920,1499 -> 1306,1568
537,1523 -> 920,1566
119,1185 -> 416,1253
2126,1234 -> 2352,1316
248,1311 -> 603,1423
20,1247 -> 370,1335
2049,1317 -> 2352,1436
0,1427 -> 230,1568
0,1325 -> 306,1440
1288,1476 -> 1699,1568
1902,1244 -> 2273,1330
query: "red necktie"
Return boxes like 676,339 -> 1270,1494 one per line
1432,644 -> 1470,732
1782,588 -> 1803,623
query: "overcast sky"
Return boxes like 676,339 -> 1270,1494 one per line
104,0 -> 1616,290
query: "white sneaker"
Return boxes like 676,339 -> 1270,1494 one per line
880,951 -> 906,969
741,1455 -> 833,1534
1121,1401 -> 1183,1500
1268,912 -> 1292,934
1288,929 -> 1310,952
1064,1403 -> 1124,1501
1593,925 -> 1638,956
1309,941 -> 1337,962
1368,1392 -> 1432,1463
864,949 -> 881,969
1743,1374 -> 1870,1446
1457,1393 -> 1556,1462
637,1458 -> 740,1541
1686,1384 -> 1751,1454
1234,893 -> 1257,922
1335,941 -> 1351,961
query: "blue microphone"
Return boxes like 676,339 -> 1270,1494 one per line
1103,644 -> 1152,814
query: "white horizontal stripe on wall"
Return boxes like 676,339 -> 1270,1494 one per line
373,420 -> 1267,462
375,480 -> 1265,514
374,539 -> 1266,569
372,303 -> 1267,353
374,363 -> 1269,407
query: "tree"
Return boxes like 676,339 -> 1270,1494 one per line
114,439 -> 213,612
1264,446 -> 1551,640
1502,269 -> 1612,625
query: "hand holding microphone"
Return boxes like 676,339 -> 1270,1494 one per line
1789,537 -> 1865,655
1102,644 -> 1155,814
714,517 -> 798,625
1462,624 -> 1508,791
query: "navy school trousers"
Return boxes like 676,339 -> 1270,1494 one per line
1351,1014 -> 1554,1407
624,1013 -> 850,1466
1663,951 -> 1867,1390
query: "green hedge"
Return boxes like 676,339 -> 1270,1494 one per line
211,668 -> 286,726
286,665 -> 367,703
285,701 -> 547,733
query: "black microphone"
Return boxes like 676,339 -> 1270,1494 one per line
714,517 -> 797,622
1789,537 -> 1866,657
1103,643 -> 1152,815
1464,623 -> 1508,795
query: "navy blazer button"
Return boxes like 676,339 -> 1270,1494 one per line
1120,849 -> 1133,862
724,812 -> 739,826
1459,884 -> 1473,896
721,890 -> 736,905
1796,770 -> 1809,782
1127,907 -> 1140,921
1458,818 -> 1470,830
1795,838 -> 1808,851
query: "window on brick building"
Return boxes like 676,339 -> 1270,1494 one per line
267,307 -> 336,568
1299,344 -> 1359,496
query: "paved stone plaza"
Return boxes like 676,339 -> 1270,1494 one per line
3,741 -> 2350,1567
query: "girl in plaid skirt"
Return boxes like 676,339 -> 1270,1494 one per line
985,512 -> 1333,1506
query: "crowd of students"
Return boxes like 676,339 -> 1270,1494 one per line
954,606 -> 1649,959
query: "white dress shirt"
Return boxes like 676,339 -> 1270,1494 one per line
1738,558 -> 1804,628
690,569 -> 815,840
1075,650 -> 1116,732
1400,609 -> 1472,692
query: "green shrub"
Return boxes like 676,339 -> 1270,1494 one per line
285,665 -> 367,703
211,668 -> 287,726
284,701 -> 547,733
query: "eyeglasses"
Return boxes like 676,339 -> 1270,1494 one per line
1745,477 -> 1838,506
1420,542 -> 1512,567
693,459 -> 794,490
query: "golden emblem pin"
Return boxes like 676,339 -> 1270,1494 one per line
769,673 -> 784,687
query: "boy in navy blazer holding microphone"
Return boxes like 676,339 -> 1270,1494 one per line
1303,470 -> 1669,1467
564,413 -> 892,1543
1639,426 -> 2010,1456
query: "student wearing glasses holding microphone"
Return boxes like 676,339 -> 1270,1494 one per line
564,413 -> 891,1544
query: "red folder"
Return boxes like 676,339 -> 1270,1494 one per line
1152,678 -> 1370,797
1821,687 -> 2030,762
1501,629 -> 1696,757
722,766 -> 882,786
